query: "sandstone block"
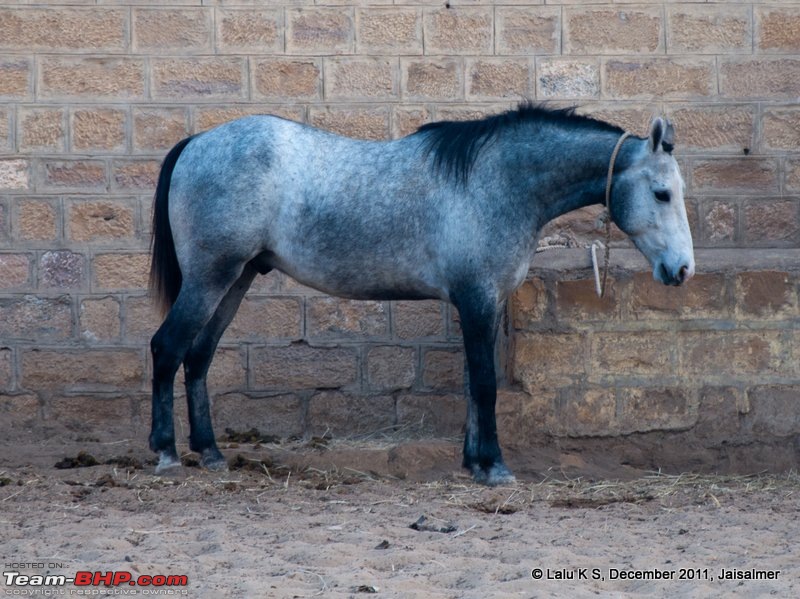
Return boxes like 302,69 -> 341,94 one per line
0,393 -> 39,426
618,387 -> 696,434
402,58 -> 462,101
564,7 -> 662,55
224,296 -> 303,341
735,271 -> 795,318
691,158 -> 778,195
93,253 -> 150,290
421,348 -> 463,392
680,331 -> 785,377
510,278 -> 547,330
366,346 -> 416,391
742,200 -> 799,246
396,393 -> 465,437
72,108 -> 126,152
67,200 -> 135,242
630,272 -> 727,320
392,300 -> 444,339
667,5 -> 751,54
287,7 -> 353,55
133,8 -> 211,53
696,387 -> 746,443
0,108 -> 10,151
605,58 -> 715,99
762,108 -> 800,152
48,396 -> 133,428
39,251 -> 84,289
133,107 -> 189,152
307,297 -> 388,339
423,7 -> 492,55
19,108 -> 65,152
217,8 -> 281,53
537,58 -> 599,99
0,295 -> 72,341
556,277 -> 620,322
250,344 -> 357,390
125,295 -> 160,343
0,159 -> 30,190
112,160 -> 159,192
356,7 -> 421,55
39,57 -> 144,100
786,159 -> 800,193
0,254 -> 31,289
720,58 -> 800,99
325,57 -> 397,101
757,7 -> 800,53
0,8 -> 126,52
514,332 -> 587,391
307,391 -> 394,437
17,199 -> 57,241
204,347 -> 246,391
496,7 -> 559,56
667,105 -> 754,153
212,393 -> 305,439
556,387 -> 617,437
466,58 -> 531,101
746,386 -> 800,437
0,58 -> 31,99
151,58 -> 246,101
702,200 -> 738,245
22,349 -> 144,392
591,331 -> 675,378
80,297 -> 120,342
252,58 -> 321,101
40,160 -> 106,192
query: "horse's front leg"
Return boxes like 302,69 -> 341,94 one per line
454,291 -> 515,486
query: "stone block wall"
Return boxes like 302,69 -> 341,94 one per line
0,2 -> 797,461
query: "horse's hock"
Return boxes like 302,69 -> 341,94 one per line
1,1 -> 799,475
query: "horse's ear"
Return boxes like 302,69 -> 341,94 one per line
649,117 -> 675,154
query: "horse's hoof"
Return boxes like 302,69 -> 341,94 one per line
471,463 -> 517,487
155,451 -> 181,474
200,449 -> 228,472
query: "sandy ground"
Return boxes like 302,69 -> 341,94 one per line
2,426 -> 799,599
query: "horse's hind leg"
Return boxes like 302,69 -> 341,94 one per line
149,267 -> 245,473
183,262 -> 259,470
453,289 -> 515,486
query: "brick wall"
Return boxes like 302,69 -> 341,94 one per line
0,2 -> 797,461
499,249 -> 799,470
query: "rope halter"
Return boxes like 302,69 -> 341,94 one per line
593,131 -> 632,298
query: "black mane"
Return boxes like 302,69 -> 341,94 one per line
415,102 -> 625,185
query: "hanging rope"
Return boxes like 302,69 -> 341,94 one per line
594,131 -> 632,298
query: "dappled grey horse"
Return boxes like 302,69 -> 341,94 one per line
149,104 -> 694,486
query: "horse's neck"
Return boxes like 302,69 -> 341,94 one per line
534,133 -> 640,224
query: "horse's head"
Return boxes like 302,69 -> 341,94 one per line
611,118 -> 695,286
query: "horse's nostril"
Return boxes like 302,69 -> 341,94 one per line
678,265 -> 689,283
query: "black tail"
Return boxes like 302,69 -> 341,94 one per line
150,135 -> 196,317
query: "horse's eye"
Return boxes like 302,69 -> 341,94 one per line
654,190 -> 671,203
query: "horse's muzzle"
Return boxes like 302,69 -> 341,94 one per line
658,262 -> 694,286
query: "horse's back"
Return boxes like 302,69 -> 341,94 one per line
166,115 -> 455,300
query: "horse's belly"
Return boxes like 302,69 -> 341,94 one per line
270,251 -> 446,302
